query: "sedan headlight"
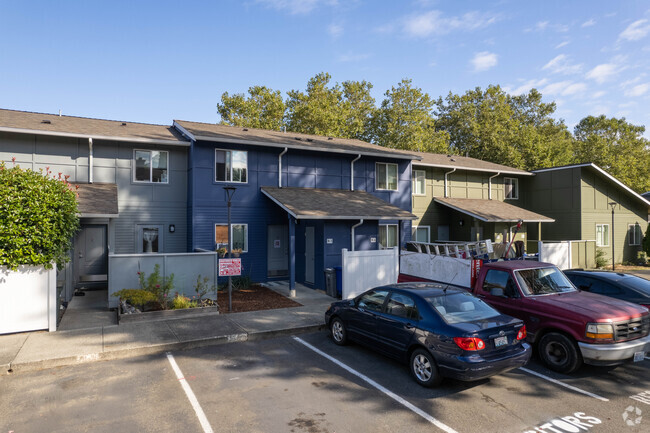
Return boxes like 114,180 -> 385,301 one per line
586,323 -> 614,339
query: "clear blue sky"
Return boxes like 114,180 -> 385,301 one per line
2,1 -> 649,135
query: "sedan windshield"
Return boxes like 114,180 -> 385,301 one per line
426,292 -> 500,324
515,267 -> 577,296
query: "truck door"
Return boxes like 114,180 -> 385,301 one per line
476,269 -> 529,326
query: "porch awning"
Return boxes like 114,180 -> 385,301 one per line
74,183 -> 119,218
261,187 -> 417,220
434,197 -> 554,223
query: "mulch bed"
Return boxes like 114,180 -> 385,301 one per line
217,284 -> 302,313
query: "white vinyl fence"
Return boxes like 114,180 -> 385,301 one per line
341,247 -> 399,299
1,264 -> 57,334
538,241 -> 571,270
108,252 -> 219,308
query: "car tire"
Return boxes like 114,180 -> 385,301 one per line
538,332 -> 582,374
410,348 -> 442,387
330,317 -> 348,345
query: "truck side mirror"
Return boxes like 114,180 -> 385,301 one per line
490,287 -> 505,297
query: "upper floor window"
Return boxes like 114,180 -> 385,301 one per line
596,224 -> 609,247
629,224 -> 642,246
412,169 -> 425,195
134,150 -> 168,183
376,163 -> 398,191
215,223 -> 248,252
215,149 -> 247,183
504,177 -> 518,200
379,224 -> 398,249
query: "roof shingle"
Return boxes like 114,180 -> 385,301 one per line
414,152 -> 531,175
434,197 -> 554,222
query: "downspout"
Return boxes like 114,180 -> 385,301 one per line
88,137 -> 93,184
278,147 -> 287,187
350,154 -> 361,191
488,172 -> 500,200
351,219 -> 363,251
444,168 -> 456,198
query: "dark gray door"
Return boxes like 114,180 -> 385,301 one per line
267,224 -> 288,277
75,225 -> 108,284
305,226 -> 315,284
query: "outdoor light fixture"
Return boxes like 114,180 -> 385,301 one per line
459,219 -> 465,227
609,202 -> 617,271
169,224 -> 175,233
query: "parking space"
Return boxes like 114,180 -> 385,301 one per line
1,331 -> 648,433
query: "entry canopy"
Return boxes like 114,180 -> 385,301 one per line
434,197 -> 554,223
73,183 -> 119,218
262,187 -> 417,220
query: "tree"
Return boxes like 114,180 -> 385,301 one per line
435,85 -> 573,170
573,115 -> 650,193
0,161 -> 79,270
217,85 -> 286,131
369,79 -> 449,152
643,223 -> 650,260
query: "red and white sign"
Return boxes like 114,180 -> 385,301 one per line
218,258 -> 241,277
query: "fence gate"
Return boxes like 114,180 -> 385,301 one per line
341,247 -> 399,299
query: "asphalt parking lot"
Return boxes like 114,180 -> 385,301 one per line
1,330 -> 649,433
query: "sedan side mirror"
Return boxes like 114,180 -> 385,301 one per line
490,287 -> 505,297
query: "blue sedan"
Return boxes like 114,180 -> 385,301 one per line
324,283 -> 532,387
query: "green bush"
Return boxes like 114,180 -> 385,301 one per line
194,274 -> 217,301
0,161 -> 79,269
138,264 -> 174,309
112,289 -> 157,309
171,293 -> 198,309
643,223 -> 650,261
595,248 -> 608,269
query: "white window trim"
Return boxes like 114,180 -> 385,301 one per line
504,177 -> 518,200
412,169 -> 426,196
133,149 -> 170,184
413,226 -> 430,243
379,223 -> 399,249
136,224 -> 164,254
376,162 -> 399,191
215,223 -> 249,253
214,148 -> 248,184
629,224 -> 641,246
596,224 -> 609,247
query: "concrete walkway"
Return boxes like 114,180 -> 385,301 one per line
0,282 -> 333,375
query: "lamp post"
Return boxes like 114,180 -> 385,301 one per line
608,202 -> 616,271
224,186 -> 237,312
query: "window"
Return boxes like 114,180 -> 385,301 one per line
412,169 -> 425,195
215,149 -> 247,183
504,177 -> 518,199
134,150 -> 168,183
596,224 -> 609,247
413,226 -> 430,243
427,292 -> 499,324
215,224 -> 248,252
386,293 -> 418,320
482,269 -> 518,297
376,163 -> 398,191
379,224 -> 398,249
136,224 -> 163,253
357,290 -> 389,313
628,224 -> 642,246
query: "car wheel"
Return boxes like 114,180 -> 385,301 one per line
410,348 -> 442,387
538,332 -> 582,374
330,317 -> 347,345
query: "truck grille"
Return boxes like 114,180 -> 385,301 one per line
614,315 -> 650,341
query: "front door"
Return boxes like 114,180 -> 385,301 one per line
305,226 -> 315,284
267,224 -> 288,277
75,224 -> 108,286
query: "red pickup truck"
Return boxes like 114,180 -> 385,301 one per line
402,260 -> 650,373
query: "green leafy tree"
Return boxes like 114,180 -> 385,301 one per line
369,79 -> 449,152
218,85 -> 286,130
0,161 -> 79,270
435,85 -> 573,170
573,115 -> 650,193
643,223 -> 650,259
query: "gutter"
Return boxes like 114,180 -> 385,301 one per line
444,168 -> 456,198
351,219 -> 364,251
488,172 -> 500,200
278,148 -> 288,187
350,154 -> 361,191
88,138 -> 93,184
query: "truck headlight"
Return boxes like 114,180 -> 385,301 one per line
586,323 -> 614,339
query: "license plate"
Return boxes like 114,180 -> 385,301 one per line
494,336 -> 508,347
633,351 -> 645,362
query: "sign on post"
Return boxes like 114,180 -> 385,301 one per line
218,258 -> 242,277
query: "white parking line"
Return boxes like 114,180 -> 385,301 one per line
293,336 -> 459,433
166,352 -> 214,433
519,367 -> 609,402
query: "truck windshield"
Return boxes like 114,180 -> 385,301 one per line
426,292 -> 500,324
514,267 -> 577,296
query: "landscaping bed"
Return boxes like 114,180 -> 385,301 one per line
217,285 -> 302,313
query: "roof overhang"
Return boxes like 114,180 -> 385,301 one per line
74,183 -> 119,218
261,187 -> 417,220
0,126 -> 191,147
434,197 -> 555,223
413,162 -> 533,176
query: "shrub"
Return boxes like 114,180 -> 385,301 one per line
194,274 -> 217,301
171,293 -> 198,309
138,264 -> 174,309
112,289 -> 157,310
0,161 -> 79,270
595,248 -> 608,269
232,275 -> 252,291
643,223 -> 650,261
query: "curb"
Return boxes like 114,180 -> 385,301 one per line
5,323 -> 325,375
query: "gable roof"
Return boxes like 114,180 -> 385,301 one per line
532,163 -> 650,208
261,187 -> 417,220
73,183 -> 119,218
173,120 -> 419,160
413,152 -> 532,176
0,108 -> 190,146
